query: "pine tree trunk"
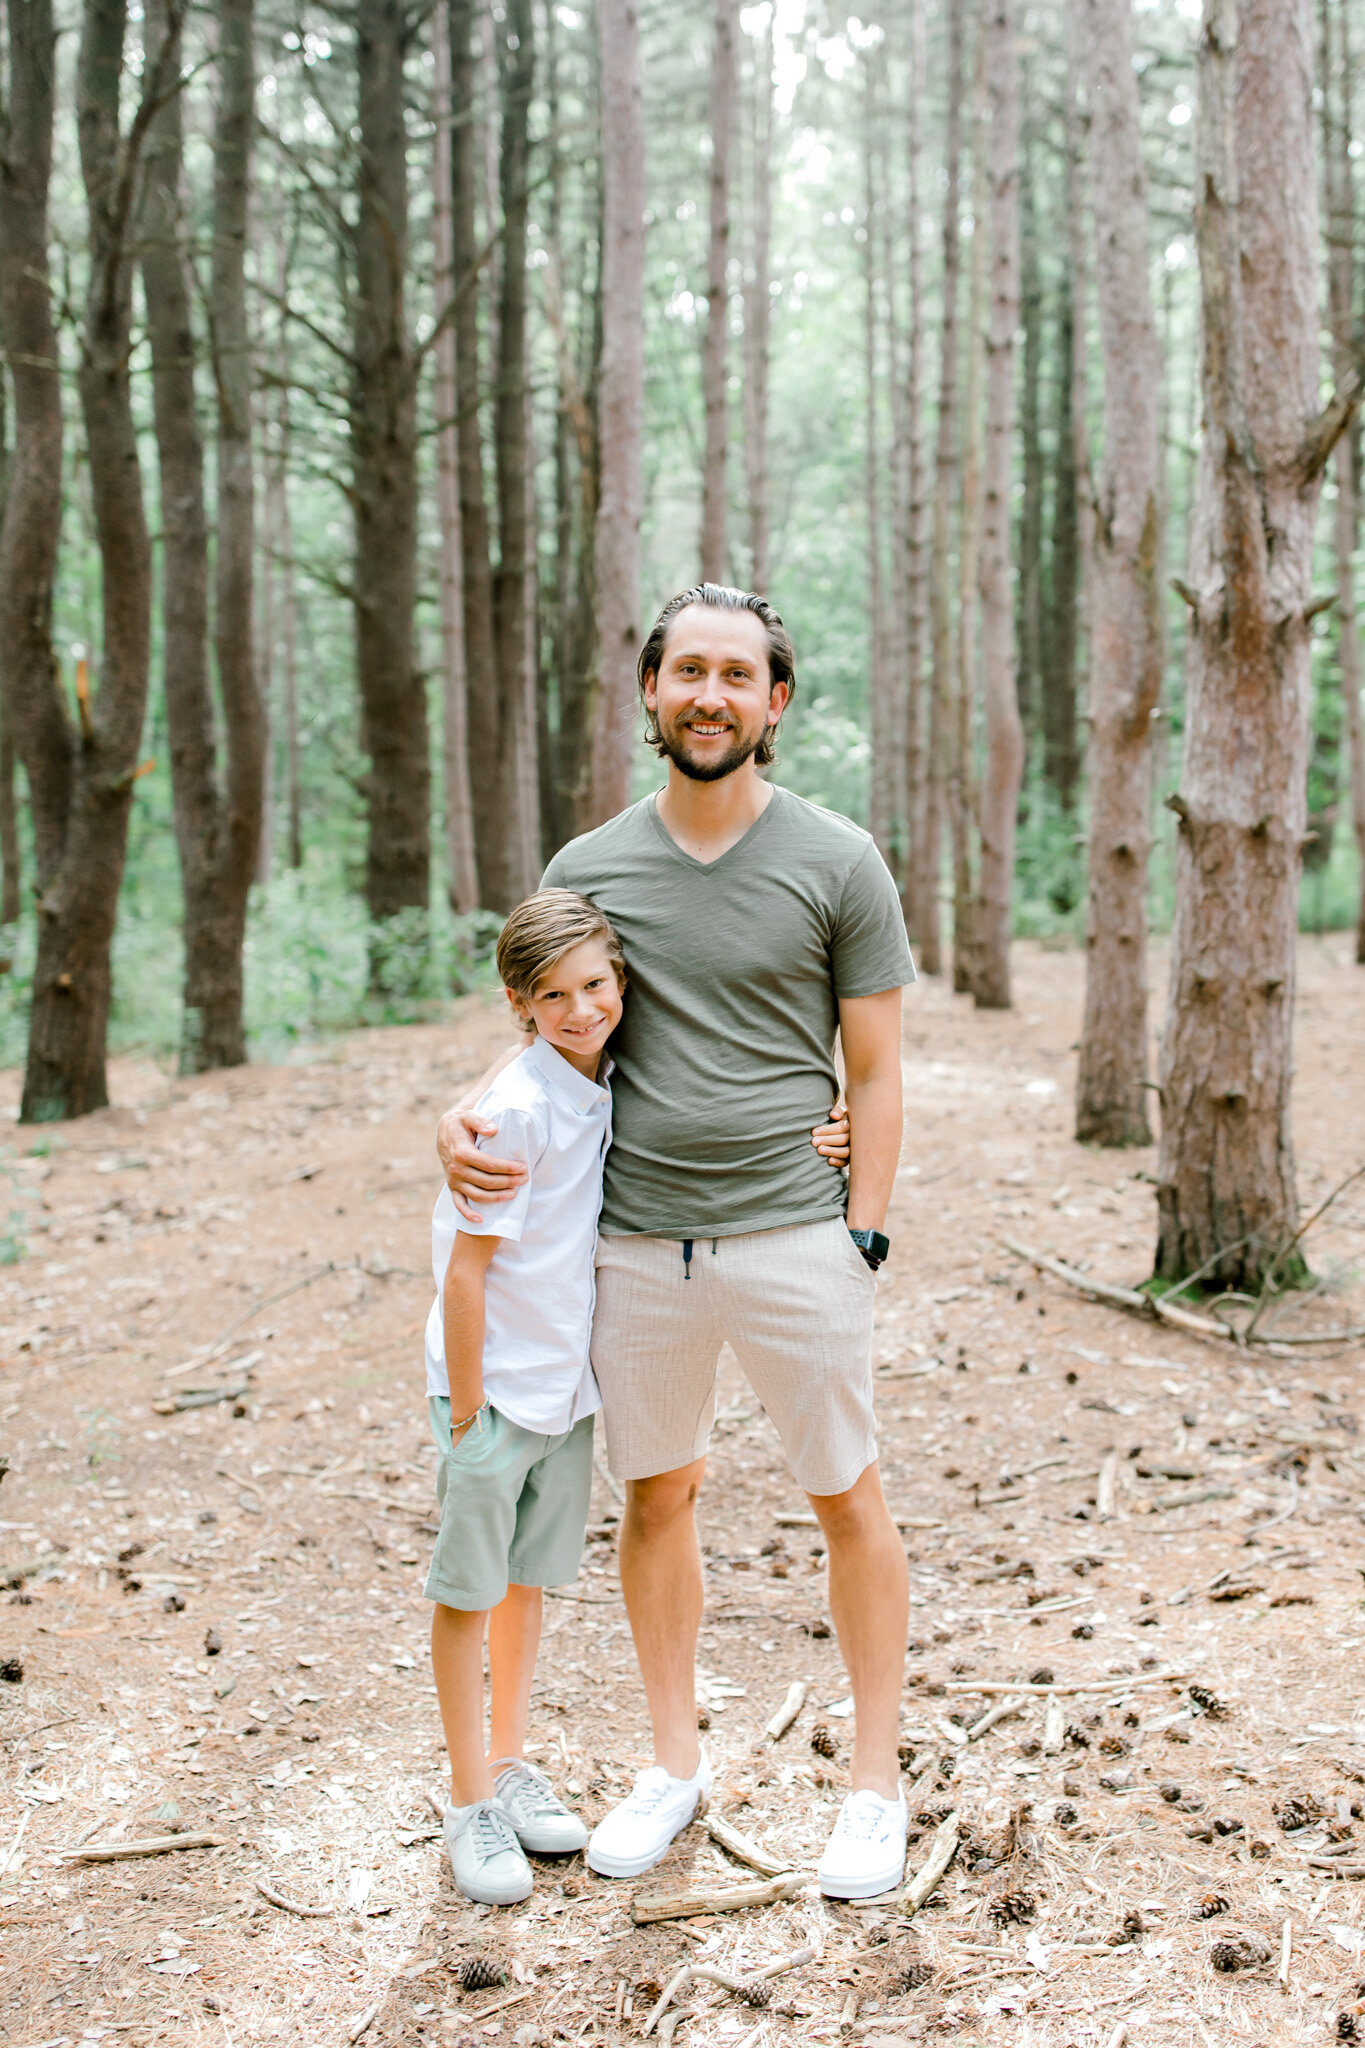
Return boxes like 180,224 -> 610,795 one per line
1075,0 -> 1164,1145
902,0 -> 930,953
1156,0 -> 1338,1289
744,12 -> 773,595
433,0 -> 479,913
583,0 -> 644,828
948,25 -> 986,997
492,0 -> 540,901
22,0 -> 167,1120
0,348 -> 20,928
700,0 -> 735,584
1324,0 -> 1365,963
352,0 -> 428,931
0,0 -> 71,898
971,0 -> 1022,1010
864,65 -> 892,875
920,0 -> 964,978
1044,267 -> 1080,808
1017,93 -> 1044,746
449,0 -> 500,906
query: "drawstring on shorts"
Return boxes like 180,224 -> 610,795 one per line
680,1237 -> 720,1279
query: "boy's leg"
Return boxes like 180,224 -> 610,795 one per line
806,1461 -> 908,1798
487,1583 -> 542,1764
430,1602 -> 495,1807
618,1458 -> 708,1780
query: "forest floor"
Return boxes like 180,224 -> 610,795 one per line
1,935 -> 1364,2048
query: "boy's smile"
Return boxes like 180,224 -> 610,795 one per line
508,937 -> 624,1080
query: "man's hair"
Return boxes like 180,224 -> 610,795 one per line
636,583 -> 797,768
496,889 -> 625,1034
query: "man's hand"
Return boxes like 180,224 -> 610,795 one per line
435,1105 -> 528,1224
812,1099 -> 850,1168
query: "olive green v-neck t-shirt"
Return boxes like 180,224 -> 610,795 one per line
540,787 -> 915,1238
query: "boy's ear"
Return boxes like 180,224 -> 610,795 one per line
505,986 -> 535,1033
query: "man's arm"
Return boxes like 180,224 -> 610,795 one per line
443,1230 -> 501,1436
435,1045 -> 526,1221
837,987 -> 904,1231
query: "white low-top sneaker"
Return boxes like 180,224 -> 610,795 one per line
445,1798 -> 534,1905
586,1753 -> 712,1878
817,1788 -> 908,1899
493,1758 -> 589,1856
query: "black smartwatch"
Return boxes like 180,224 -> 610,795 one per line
848,1227 -> 890,1272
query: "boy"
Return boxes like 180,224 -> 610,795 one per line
424,890 -> 624,1905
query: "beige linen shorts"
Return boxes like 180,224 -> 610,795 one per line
591,1217 -> 878,1497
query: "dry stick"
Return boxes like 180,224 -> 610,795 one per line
177,1259 -> 343,1369
1096,1451 -> 1120,1520
644,1946 -> 813,2035
1278,1916 -> 1293,1989
465,1988 -> 537,2022
66,1831 -> 224,1862
942,1670 -> 1184,1697
967,1696 -> 1025,1742
0,1811 -> 29,1880
1244,1163 -> 1365,1344
254,1878 -> 332,1917
704,1812 -> 791,1877
900,1810 -> 960,1917
643,1965 -> 696,2037
765,1679 -> 807,1741
631,1871 -> 805,1926
1042,1697 -> 1066,1755
348,2000 -> 381,2044
0,1713 -> 74,1748
1104,2026 -> 1128,2048
1002,1240 -> 1228,1337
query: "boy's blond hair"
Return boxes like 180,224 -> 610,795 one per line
496,889 -> 625,1034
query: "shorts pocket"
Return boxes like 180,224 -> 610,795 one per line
447,1404 -> 499,1466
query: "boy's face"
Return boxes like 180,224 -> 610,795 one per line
508,937 -> 624,1076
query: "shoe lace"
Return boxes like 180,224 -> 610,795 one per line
620,1768 -> 673,1818
498,1762 -> 561,1820
466,1800 -> 517,1858
836,1795 -> 893,1843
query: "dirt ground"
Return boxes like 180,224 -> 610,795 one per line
1,934 -> 1363,2048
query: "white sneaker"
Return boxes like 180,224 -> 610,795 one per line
445,1798 -> 534,1905
493,1758 -> 589,1855
586,1753 -> 712,1878
817,1788 -> 908,1899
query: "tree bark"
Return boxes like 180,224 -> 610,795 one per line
1155,0 -> 1339,1289
432,0 -> 478,913
1323,0 -> 1365,963
582,0 -> 644,828
0,0 -> 70,901
1017,89 -> 1044,746
744,10 -> 773,596
1075,0 -> 1165,1144
449,0 -> 501,906
970,0 -> 1022,1010
700,0 -> 736,584
21,0 -> 170,1119
948,24 -> 986,996
864,60 -> 892,876
491,0 -> 540,901
902,0 -> 930,952
920,0 -> 964,978
352,0 -> 428,930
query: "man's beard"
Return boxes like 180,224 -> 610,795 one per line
656,714 -> 766,782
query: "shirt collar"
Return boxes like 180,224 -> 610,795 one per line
523,1033 -> 611,1113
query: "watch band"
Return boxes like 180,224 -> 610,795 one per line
848,1226 -> 890,1270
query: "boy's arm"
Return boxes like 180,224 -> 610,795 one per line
837,987 -> 904,1231
443,1230 -> 502,1437
435,1046 -> 526,1222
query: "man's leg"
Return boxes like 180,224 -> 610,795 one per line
617,1457 -> 707,1780
807,1461 -> 909,1799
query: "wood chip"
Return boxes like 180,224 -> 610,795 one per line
66,1832 -> 224,1863
630,1871 -> 804,1925
764,1678 -> 807,1741
900,1810 -> 959,1918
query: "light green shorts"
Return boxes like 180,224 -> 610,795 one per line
424,1397 -> 595,1612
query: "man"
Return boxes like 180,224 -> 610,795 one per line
437,584 -> 913,1898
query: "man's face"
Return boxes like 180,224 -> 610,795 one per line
644,605 -> 790,782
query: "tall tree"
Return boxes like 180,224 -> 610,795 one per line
743,10 -> 773,596
902,0 -> 930,952
583,0 -> 645,827
18,0 -> 172,1118
489,0 -> 540,900
1157,0 -> 1351,1288
700,0 -> 736,584
864,59 -> 893,878
1322,0 -> 1365,964
918,0 -> 965,977
352,0 -> 427,932
0,0 -> 66,929
432,0 -> 478,912
948,24 -> 986,995
1016,89 -> 1044,747
1075,0 -> 1165,1145
970,0 -> 1022,1009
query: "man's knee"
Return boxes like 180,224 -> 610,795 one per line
809,1463 -> 895,1545
625,1462 -> 705,1533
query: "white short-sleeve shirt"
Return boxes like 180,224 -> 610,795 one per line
425,1036 -> 611,1434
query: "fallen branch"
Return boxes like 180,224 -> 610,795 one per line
765,1679 -> 807,1741
967,1696 -> 1025,1743
1307,1858 -> 1365,1878
464,1988 -> 537,2021
642,1945 -> 813,2035
705,1812 -> 791,1877
1150,1486 -> 1235,1511
900,1810 -> 960,1918
775,1511 -> 941,1532
348,2000 -> 381,2044
1003,1240 -> 1228,1338
66,1831 -> 224,1863
0,1812 -> 29,1880
630,1871 -> 804,1926
255,1878 -> 332,1917
943,1670 -> 1185,1698
1097,1451 -> 1120,1521
1244,1164 -> 1365,1343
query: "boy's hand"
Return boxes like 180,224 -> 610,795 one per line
811,1099 -> 850,1168
436,1106 -> 528,1223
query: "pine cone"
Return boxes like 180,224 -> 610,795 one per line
1188,1684 -> 1226,1717
1274,1794 -> 1323,1833
810,1723 -> 838,1760
459,1955 -> 506,1992
1210,1936 -> 1270,1974
886,1962 -> 933,1995
1193,1893 -> 1230,1919
988,1890 -> 1036,1926
736,1984 -> 772,2009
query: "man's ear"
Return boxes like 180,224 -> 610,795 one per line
767,679 -> 791,727
642,666 -> 658,711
